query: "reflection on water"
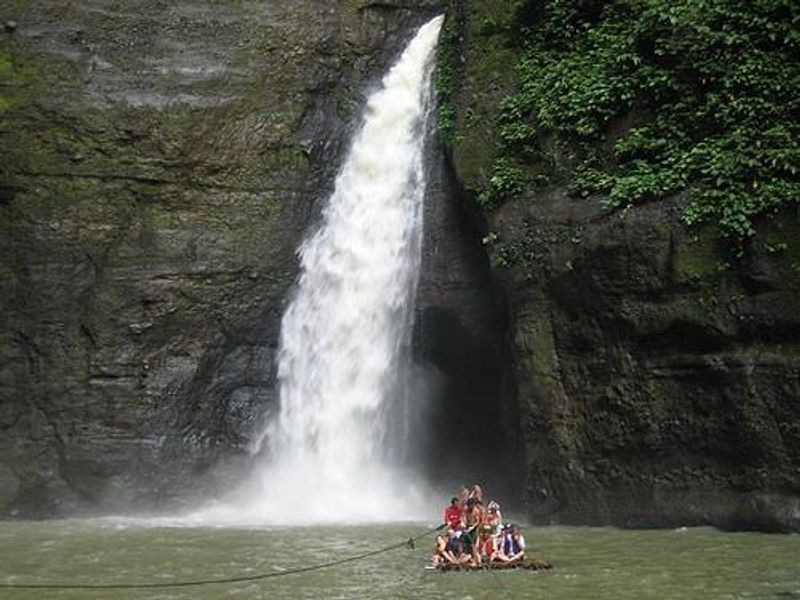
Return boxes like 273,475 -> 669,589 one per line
1,521 -> 799,599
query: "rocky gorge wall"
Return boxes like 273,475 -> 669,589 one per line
2,0 -> 798,533
442,0 -> 800,531
0,0 -> 472,517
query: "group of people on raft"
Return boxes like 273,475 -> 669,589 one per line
431,484 -> 527,568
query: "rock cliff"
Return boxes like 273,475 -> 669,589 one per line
0,0 -> 449,516
2,0 -> 798,532
443,0 -> 800,531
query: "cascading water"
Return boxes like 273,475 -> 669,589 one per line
223,16 -> 444,525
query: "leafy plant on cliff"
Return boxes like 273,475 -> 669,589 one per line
493,0 -> 800,242
435,15 -> 461,143
477,157 -> 528,208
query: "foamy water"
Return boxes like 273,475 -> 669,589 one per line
184,16 -> 444,526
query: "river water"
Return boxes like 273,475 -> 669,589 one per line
1,521 -> 798,599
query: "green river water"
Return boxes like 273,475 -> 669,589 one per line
1,521 -> 798,599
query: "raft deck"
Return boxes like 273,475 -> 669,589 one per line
432,558 -> 553,572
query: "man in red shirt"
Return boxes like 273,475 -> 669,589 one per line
443,496 -> 463,530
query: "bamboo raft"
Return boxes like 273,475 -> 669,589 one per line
431,558 -> 553,572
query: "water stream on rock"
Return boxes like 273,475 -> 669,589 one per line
194,16 -> 444,525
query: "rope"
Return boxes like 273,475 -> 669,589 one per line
0,523 -> 445,591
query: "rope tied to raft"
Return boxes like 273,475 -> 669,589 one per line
0,522 -> 447,591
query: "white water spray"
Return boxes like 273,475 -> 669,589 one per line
200,16 -> 444,525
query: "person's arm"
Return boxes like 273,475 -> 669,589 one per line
443,548 -> 458,564
510,534 -> 526,561
497,544 -> 511,562
465,522 -> 478,542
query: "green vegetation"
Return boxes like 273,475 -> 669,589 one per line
477,0 -> 800,241
478,157 -> 528,208
435,14 -> 460,143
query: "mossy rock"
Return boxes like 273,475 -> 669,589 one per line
674,225 -> 725,284
439,0 -> 521,190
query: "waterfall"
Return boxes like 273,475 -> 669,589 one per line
245,16 -> 443,524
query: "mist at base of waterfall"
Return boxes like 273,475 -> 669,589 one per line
174,464 -> 439,527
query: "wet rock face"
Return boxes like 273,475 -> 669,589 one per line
414,146 -> 522,503
444,1 -> 800,531
502,196 -> 800,532
0,0 -> 441,516
4,0 -> 797,532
